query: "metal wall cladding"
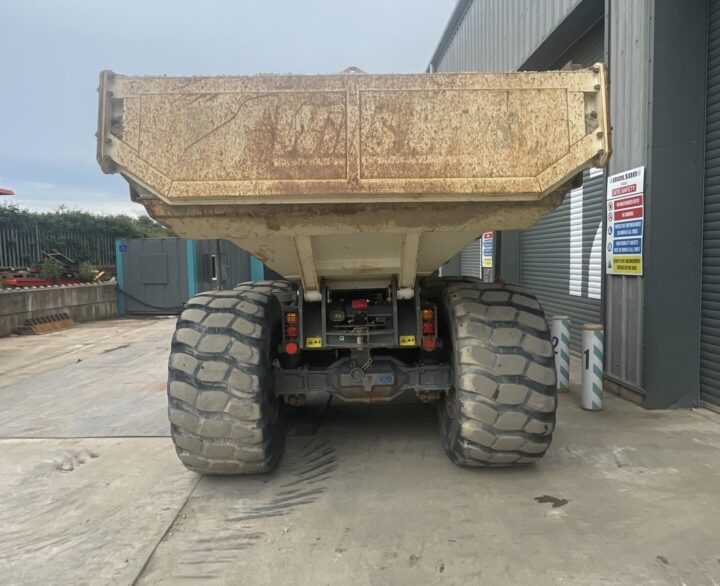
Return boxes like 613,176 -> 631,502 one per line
195,240 -> 251,291
701,0 -> 720,407
119,238 -> 252,315
432,0 -> 583,73
440,253 -> 462,277
604,0 -> 653,387
120,238 -> 189,315
459,239 -> 482,278
551,20 -> 604,67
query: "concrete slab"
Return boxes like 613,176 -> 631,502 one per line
0,317 -> 176,386
1,317 -> 719,585
0,438 -> 196,585
0,318 -> 175,437
136,398 -> 720,586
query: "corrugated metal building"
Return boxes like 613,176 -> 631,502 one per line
115,238 -> 253,315
429,0 -> 711,410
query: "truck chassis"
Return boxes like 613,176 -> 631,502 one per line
168,277 -> 556,474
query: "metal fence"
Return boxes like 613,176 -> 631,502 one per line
0,227 -> 115,267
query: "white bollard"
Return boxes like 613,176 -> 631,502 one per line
551,316 -> 571,392
581,324 -> 604,411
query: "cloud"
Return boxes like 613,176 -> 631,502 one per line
1,0 -> 456,215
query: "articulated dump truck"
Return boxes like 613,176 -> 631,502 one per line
97,66 -> 610,473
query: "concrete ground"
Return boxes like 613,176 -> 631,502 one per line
1,317 -> 719,585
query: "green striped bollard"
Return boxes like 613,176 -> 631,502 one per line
551,316 -> 570,392
581,324 -> 604,410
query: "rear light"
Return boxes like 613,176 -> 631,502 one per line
351,299 -> 368,311
283,309 -> 299,354
421,303 -> 437,352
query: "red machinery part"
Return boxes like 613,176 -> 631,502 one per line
351,299 -> 368,311
2,278 -> 84,287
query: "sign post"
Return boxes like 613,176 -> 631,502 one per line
481,231 -> 493,269
481,231 -> 494,283
606,166 -> 644,276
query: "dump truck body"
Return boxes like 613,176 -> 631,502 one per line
98,67 -> 609,297
97,66 -> 610,473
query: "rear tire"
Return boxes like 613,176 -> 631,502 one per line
437,280 -> 557,466
167,281 -> 293,474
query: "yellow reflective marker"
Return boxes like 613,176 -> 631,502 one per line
306,337 -> 322,348
399,335 -> 416,346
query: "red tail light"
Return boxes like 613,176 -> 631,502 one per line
422,338 -> 436,351
351,299 -> 368,310
285,341 -> 299,355
286,326 -> 298,337
421,303 -> 437,352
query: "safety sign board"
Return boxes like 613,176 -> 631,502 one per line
606,166 -> 644,276
482,231 -> 493,269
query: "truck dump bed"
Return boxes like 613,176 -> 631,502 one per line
97,66 -> 610,295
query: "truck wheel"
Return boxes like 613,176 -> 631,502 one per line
167,281 -> 292,474
439,281 -> 557,466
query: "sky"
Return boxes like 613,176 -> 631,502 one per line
0,0 -> 456,216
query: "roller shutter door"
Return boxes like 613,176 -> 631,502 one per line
521,171 -> 604,352
519,23 -> 605,352
701,0 -> 720,407
460,239 -> 482,278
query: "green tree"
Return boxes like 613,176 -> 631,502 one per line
0,203 -> 174,242
78,261 -> 98,282
0,203 -> 175,265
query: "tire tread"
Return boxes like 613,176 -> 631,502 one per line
435,280 -> 557,467
167,281 -> 291,474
